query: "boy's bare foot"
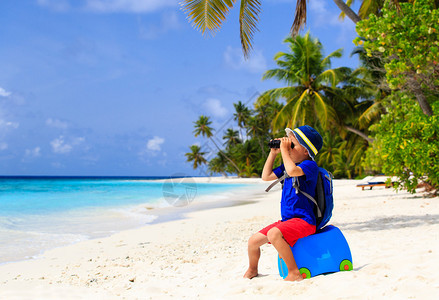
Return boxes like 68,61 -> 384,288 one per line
284,272 -> 304,282
243,268 -> 258,279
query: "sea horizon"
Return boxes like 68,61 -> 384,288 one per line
0,174 -> 205,180
0,176 -> 258,265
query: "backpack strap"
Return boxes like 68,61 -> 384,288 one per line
265,172 -> 323,219
265,172 -> 289,192
293,177 -> 322,218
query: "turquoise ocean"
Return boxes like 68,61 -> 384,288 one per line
0,176 -> 255,264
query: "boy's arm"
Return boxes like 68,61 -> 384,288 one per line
261,149 -> 280,181
280,137 -> 305,177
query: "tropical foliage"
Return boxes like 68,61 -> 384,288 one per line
186,32 -> 374,179
180,0 -> 400,57
185,145 -> 207,169
364,95 -> 438,194
260,33 -> 345,131
185,0 -> 439,195
357,0 -> 439,194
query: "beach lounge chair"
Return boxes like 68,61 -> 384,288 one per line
356,176 -> 395,190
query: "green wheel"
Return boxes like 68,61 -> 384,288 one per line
299,267 -> 311,279
340,259 -> 353,271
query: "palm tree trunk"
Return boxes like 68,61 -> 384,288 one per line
344,126 -> 374,144
333,0 -> 362,23
209,137 -> 241,175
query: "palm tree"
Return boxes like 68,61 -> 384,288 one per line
338,0 -> 385,20
185,145 -> 207,169
208,154 -> 229,176
245,115 -> 268,155
259,32 -> 344,131
193,115 -> 241,174
338,0 -> 432,21
193,115 -> 214,138
340,43 -> 389,142
292,0 -> 361,36
223,128 -> 241,148
316,131 -> 346,171
181,0 -> 261,58
180,1 -> 416,57
233,101 -> 251,140
180,0 -> 365,57
330,135 -> 367,179
235,140 -> 259,177
322,64 -> 376,143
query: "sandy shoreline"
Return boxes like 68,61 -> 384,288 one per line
1,178 -> 438,299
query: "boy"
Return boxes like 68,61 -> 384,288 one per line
243,125 -> 323,281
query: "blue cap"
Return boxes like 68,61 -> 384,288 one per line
285,125 -> 323,160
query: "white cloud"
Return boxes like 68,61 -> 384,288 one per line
25,147 -> 41,158
84,0 -> 178,13
146,136 -> 165,152
0,119 -> 19,130
72,136 -> 85,145
46,118 -> 69,129
0,87 -> 11,97
203,98 -> 228,119
309,0 -> 328,14
224,46 -> 267,73
309,0 -> 346,27
51,136 -> 72,154
138,11 -> 180,39
50,136 -> 85,154
0,142 -> 7,151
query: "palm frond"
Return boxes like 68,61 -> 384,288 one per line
358,0 -> 374,18
181,0 -> 236,35
239,0 -> 261,58
262,68 -> 290,82
272,93 -> 299,131
358,101 -> 382,128
273,51 -> 288,61
321,48 -> 343,68
290,90 -> 309,128
291,0 -> 307,36
272,89 -> 308,130
259,86 -> 302,102
313,92 -> 331,128
317,69 -> 338,87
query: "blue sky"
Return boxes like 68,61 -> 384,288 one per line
0,0 -> 361,176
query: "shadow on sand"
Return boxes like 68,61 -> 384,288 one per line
338,214 -> 439,232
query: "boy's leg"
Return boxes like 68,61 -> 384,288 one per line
243,232 -> 268,279
267,227 -> 302,281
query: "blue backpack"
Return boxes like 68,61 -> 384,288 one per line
265,167 -> 334,231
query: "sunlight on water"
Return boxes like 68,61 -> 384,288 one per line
0,177 -> 252,264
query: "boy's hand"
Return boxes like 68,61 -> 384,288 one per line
269,139 -> 281,155
280,137 -> 293,152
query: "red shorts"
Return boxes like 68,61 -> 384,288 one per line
259,218 -> 316,247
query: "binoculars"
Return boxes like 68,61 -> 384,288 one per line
268,140 -> 295,149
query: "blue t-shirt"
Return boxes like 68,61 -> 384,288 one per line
273,160 -> 319,225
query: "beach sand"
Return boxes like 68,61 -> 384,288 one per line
0,178 -> 438,299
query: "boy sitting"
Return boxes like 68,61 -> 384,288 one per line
243,125 -> 323,281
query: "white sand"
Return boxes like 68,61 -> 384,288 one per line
1,178 -> 438,299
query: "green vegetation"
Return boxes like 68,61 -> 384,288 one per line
356,0 -> 439,194
180,0 -> 363,57
187,32 -> 373,179
185,0 -> 438,195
